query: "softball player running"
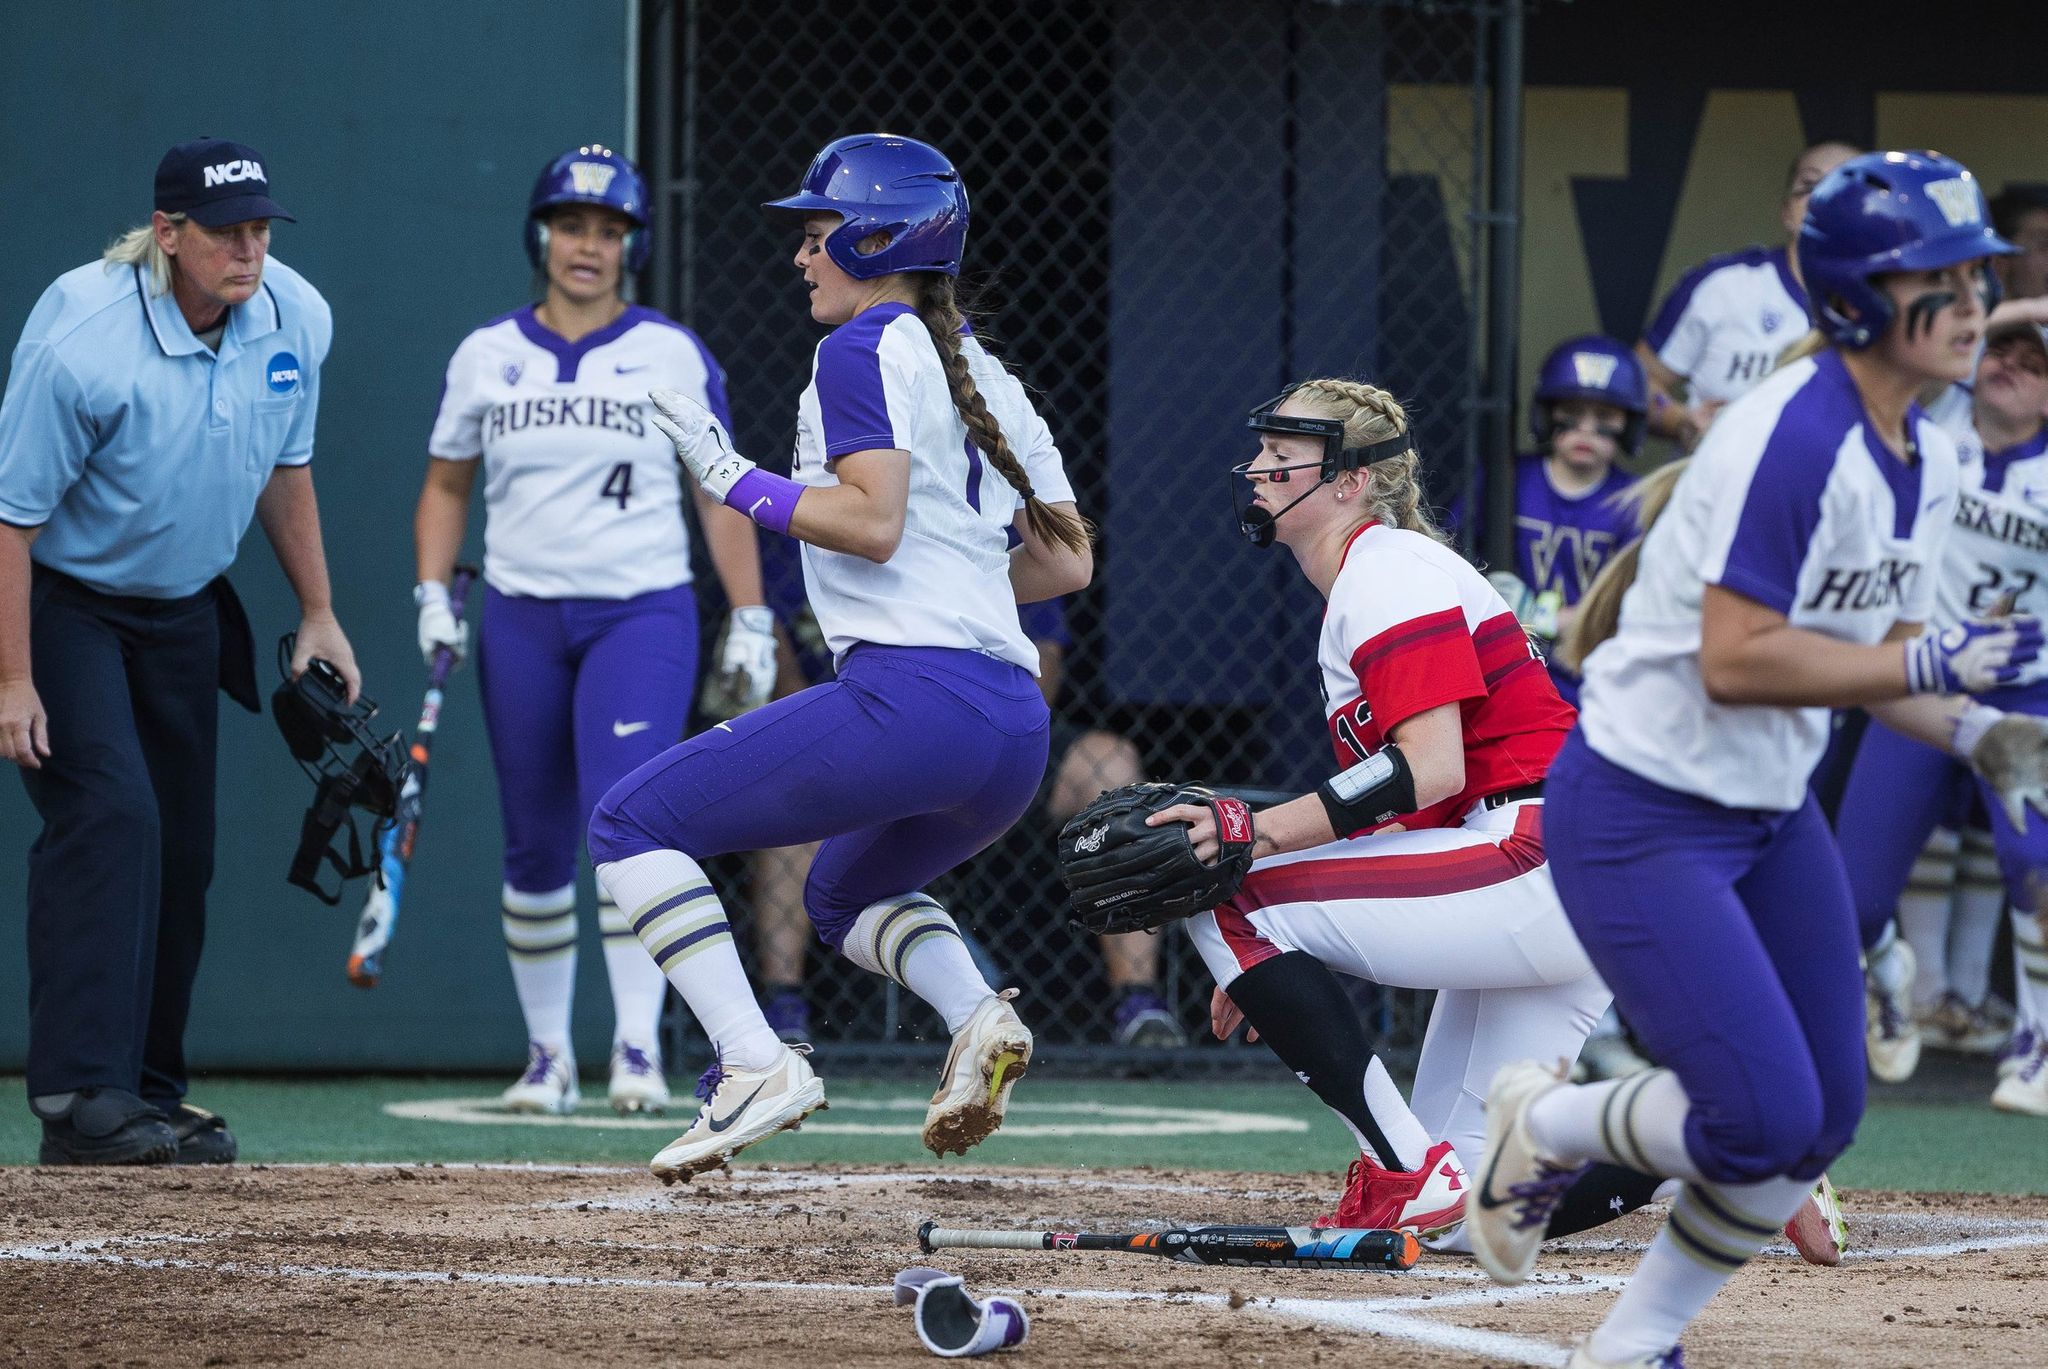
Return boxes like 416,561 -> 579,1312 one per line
1156,378 -> 1608,1237
587,134 -> 1092,1180
412,146 -> 775,1116
1836,316 -> 2048,1108
1468,151 -> 2041,1368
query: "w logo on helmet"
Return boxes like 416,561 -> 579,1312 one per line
1571,352 -> 1620,389
1925,177 -> 1982,228
568,161 -> 618,196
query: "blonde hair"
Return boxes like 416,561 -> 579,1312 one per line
913,273 -> 1092,554
1556,459 -> 1690,672
102,213 -> 185,297
1283,378 -> 1450,546
1775,327 -> 1829,370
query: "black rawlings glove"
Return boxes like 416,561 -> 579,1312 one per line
1057,783 -> 1257,936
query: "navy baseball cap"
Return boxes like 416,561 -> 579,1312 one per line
154,138 -> 295,226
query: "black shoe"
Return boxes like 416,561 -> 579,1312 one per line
33,1088 -> 179,1166
162,1102 -> 238,1164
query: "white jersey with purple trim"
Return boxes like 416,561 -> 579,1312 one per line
1579,350 -> 1959,810
789,302 -> 1074,673
429,304 -> 731,599
1924,381 -> 2048,628
1643,245 -> 1810,406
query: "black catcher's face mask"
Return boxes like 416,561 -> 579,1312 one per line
273,635 -> 409,905
1231,385 -> 1415,547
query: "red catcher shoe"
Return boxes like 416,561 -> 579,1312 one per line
1315,1139 -> 1469,1237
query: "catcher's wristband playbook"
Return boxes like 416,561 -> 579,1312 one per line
1317,741 -> 1417,833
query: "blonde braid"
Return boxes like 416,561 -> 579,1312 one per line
1288,378 -> 1450,546
916,276 -> 1092,554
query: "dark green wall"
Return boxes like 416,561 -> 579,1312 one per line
0,3 -> 636,1072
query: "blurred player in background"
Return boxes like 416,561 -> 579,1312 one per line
1837,315 -> 2048,1111
1637,140 -> 1861,451
412,145 -> 774,1116
588,134 -> 1092,1179
1172,377 -> 1607,1238
1470,152 -> 2036,1367
1990,185 -> 2048,304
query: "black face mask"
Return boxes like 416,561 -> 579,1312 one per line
272,635 -> 409,905
1232,386 -> 1416,547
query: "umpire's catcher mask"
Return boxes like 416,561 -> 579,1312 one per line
1233,385 -> 1414,547
273,635 -> 408,905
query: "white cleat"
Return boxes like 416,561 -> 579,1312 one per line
1782,1172 -> 1847,1266
923,989 -> 1033,1158
1991,1037 -> 2048,1116
1996,1025 -> 2037,1082
1864,942 -> 1921,1083
1467,1060 -> 1587,1286
1565,1345 -> 1686,1367
649,1044 -> 826,1184
608,1041 -> 672,1115
501,1042 -> 580,1115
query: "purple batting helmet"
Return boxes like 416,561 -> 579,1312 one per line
1798,150 -> 2015,349
1530,335 -> 1650,455
763,133 -> 968,279
525,145 -> 651,274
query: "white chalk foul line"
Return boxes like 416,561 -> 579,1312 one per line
382,1095 -> 1308,1138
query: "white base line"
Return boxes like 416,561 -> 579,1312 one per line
6,1222 -> 2047,1369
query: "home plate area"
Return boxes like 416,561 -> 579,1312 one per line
3,1166 -> 2045,1366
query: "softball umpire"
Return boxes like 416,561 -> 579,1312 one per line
0,138 -> 357,1165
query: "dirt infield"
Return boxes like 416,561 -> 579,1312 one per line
3,1163 -> 2044,1367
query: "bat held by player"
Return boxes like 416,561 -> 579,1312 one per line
348,563 -> 477,988
916,1219 -> 1419,1272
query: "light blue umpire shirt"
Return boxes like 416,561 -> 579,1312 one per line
0,255 -> 332,599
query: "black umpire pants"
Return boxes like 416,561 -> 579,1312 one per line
20,567 -> 252,1106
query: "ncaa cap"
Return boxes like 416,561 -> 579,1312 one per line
154,137 -> 295,227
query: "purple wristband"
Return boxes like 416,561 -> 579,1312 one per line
725,467 -> 804,536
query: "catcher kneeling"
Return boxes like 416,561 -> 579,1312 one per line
1061,379 -> 1653,1247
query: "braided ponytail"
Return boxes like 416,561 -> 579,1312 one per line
1286,379 -> 1451,546
915,275 -> 1092,554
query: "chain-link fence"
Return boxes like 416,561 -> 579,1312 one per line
641,0 -> 1514,1072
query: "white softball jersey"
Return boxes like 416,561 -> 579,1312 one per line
789,302 -> 1074,673
1579,350 -> 1960,811
1923,383 -> 2048,628
429,305 -> 730,599
1644,245 -> 1812,406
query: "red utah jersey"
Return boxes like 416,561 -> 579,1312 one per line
1320,522 -> 1576,833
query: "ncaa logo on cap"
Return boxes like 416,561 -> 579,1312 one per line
1571,352 -> 1619,389
203,158 -> 266,187
266,351 -> 302,395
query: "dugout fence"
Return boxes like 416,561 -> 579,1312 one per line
638,0 -> 1526,1074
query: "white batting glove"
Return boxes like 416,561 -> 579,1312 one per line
719,606 -> 779,713
649,388 -> 753,502
414,580 -> 469,669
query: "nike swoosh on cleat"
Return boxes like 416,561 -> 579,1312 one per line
613,720 -> 652,737
1472,1128 -> 1523,1211
616,363 -> 651,374
705,1083 -> 766,1133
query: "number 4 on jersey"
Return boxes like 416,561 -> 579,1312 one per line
601,461 -> 634,510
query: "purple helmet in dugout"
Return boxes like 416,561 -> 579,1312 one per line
525,145 -> 652,273
1530,335 -> 1650,457
1799,150 -> 2016,349
762,133 -> 968,278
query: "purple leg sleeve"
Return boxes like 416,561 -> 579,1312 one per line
1544,731 -> 1866,1184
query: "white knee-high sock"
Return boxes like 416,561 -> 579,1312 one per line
595,852 -> 782,1072
1895,827 -> 1959,1008
1525,1068 -> 1702,1181
503,882 -> 578,1051
1949,829 -> 2004,1006
840,893 -> 994,1034
1588,1174 -> 1814,1361
599,895 -> 669,1051
2014,909 -> 2048,1030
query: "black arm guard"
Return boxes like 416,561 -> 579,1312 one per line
1316,742 -> 1417,836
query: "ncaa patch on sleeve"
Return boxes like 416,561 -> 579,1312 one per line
266,351 -> 302,395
